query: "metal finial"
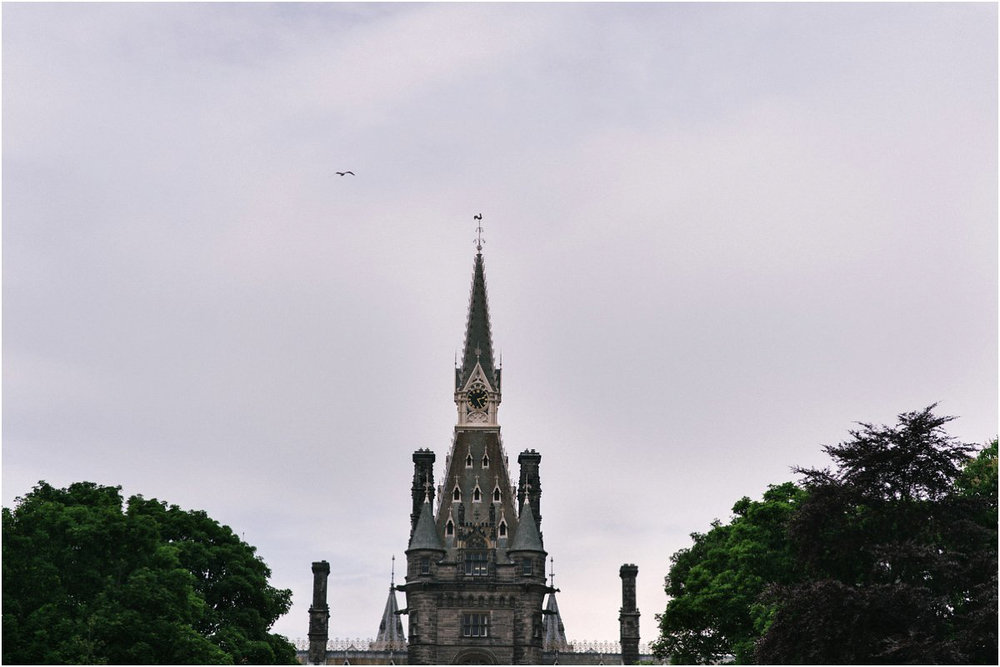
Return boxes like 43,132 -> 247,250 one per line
474,214 -> 485,252
549,557 -> 555,587
391,555 -> 396,587
424,475 -> 432,503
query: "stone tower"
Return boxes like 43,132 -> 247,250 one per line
399,245 -> 553,665
307,560 -> 330,665
619,564 -> 640,666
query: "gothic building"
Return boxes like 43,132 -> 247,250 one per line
400,246 -> 552,665
305,238 -> 649,665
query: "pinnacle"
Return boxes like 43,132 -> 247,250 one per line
458,252 -> 499,391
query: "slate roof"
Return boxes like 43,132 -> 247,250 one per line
508,498 -> 544,552
408,498 -> 445,552
374,585 -> 406,646
543,590 -> 569,651
457,252 -> 500,392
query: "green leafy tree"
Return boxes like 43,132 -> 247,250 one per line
2,481 -> 296,664
651,482 -> 805,664
755,406 -> 997,664
956,438 -> 998,513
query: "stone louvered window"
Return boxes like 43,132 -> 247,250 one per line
461,613 -> 490,638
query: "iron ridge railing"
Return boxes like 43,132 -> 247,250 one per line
292,638 -> 654,654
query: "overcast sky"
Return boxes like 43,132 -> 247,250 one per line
3,2 -> 997,647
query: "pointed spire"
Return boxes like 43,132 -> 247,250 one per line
543,586 -> 569,651
374,557 -> 406,649
542,556 -> 570,651
458,250 -> 499,391
509,495 -> 544,553
407,495 -> 445,552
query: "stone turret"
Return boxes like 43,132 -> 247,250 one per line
619,563 -> 640,665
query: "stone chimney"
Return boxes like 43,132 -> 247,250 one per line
308,560 -> 330,665
517,449 -> 542,529
410,449 -> 436,535
619,563 -> 640,665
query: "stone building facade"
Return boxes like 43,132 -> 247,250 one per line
304,241 -> 653,665
399,247 -> 551,665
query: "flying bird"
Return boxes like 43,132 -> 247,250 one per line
336,171 -> 355,176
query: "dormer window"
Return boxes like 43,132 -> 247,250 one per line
492,485 -> 501,502
446,519 -> 455,537
453,485 -> 461,502
473,485 -> 482,503
482,454 -> 490,468
465,454 -> 474,468
498,520 -> 507,538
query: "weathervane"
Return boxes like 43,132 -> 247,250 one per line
473,213 -> 485,252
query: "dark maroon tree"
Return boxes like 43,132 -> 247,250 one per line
756,406 -> 997,664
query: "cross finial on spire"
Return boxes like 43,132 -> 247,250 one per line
423,475 -> 432,503
474,214 -> 485,252
391,555 -> 396,587
549,556 -> 555,587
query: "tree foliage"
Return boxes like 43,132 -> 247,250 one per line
651,482 -> 805,664
654,406 -> 998,664
2,481 -> 297,664
757,406 -> 997,664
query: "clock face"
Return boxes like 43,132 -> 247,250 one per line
467,388 -> 488,410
